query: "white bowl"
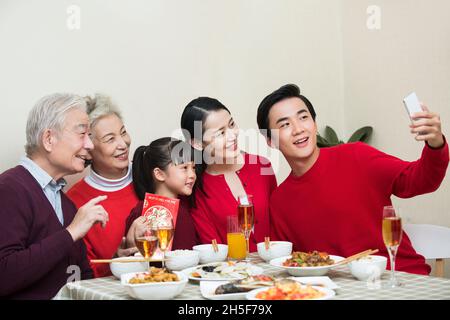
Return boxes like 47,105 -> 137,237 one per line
121,271 -> 188,300
109,257 -> 148,279
165,250 -> 200,271
257,241 -> 293,261
269,255 -> 345,277
348,255 -> 387,281
193,244 -> 228,264
246,285 -> 335,300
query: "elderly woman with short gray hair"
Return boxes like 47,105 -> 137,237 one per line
0,93 -> 109,299
67,94 -> 139,278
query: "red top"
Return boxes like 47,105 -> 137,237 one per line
270,141 -> 449,275
190,153 -> 277,252
66,180 -> 139,277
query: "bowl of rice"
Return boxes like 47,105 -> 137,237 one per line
165,249 -> 200,271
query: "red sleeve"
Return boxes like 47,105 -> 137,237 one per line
392,139 -> 449,198
354,140 -> 449,198
260,156 -> 277,239
190,196 -> 222,245
83,237 -> 103,278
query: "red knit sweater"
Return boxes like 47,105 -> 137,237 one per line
190,153 -> 277,252
66,180 -> 139,277
270,141 -> 449,275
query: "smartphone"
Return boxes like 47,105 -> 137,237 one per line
403,92 -> 423,120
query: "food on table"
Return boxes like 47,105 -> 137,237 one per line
214,275 -> 274,295
255,280 -> 325,300
128,267 -> 179,283
190,261 -> 262,279
282,251 -> 335,267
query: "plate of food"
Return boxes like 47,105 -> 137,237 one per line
200,275 -> 275,300
269,251 -> 344,276
246,279 -> 335,300
182,261 -> 264,281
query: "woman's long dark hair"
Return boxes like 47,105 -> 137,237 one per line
132,137 -> 194,201
180,97 -> 231,207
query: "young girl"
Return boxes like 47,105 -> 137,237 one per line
125,137 -> 199,250
180,97 -> 277,252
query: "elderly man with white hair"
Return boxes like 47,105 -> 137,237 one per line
0,93 -> 109,299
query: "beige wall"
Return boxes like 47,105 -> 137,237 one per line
340,0 -> 450,277
0,0 -> 345,184
0,0 -> 448,276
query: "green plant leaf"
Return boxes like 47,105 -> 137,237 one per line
316,134 -> 330,148
325,126 -> 340,144
347,126 -> 373,143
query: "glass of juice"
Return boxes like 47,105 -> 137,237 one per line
227,215 -> 247,261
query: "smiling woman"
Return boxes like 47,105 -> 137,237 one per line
66,94 -> 140,278
180,97 -> 278,252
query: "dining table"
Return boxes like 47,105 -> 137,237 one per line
54,253 -> 450,300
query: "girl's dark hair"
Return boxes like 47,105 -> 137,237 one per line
257,84 -> 316,139
132,137 -> 194,200
180,97 -> 231,206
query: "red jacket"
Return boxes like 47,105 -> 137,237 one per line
190,153 -> 277,252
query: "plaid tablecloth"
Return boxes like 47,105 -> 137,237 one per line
55,254 -> 450,300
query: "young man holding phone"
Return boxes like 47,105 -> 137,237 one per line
257,84 -> 448,275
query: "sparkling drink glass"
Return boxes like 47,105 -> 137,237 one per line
156,217 -> 174,269
382,205 -> 404,288
237,194 -> 254,260
134,222 -> 158,271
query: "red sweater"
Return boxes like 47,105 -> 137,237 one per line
66,180 -> 139,277
270,141 -> 449,275
190,153 -> 277,252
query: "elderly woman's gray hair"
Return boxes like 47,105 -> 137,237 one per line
25,93 -> 87,156
84,94 -> 122,130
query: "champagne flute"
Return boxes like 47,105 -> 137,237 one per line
237,194 -> 254,261
382,205 -> 404,288
156,216 -> 174,269
134,218 -> 158,271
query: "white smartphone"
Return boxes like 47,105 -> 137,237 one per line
403,92 -> 423,120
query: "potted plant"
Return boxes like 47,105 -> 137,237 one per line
317,126 -> 373,148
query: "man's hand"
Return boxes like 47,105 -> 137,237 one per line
66,195 -> 109,242
410,104 -> 444,148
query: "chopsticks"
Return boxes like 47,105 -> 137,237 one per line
212,239 -> 219,253
334,249 -> 379,266
264,237 -> 270,250
91,258 -> 164,264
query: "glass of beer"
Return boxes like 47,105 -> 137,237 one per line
237,194 -> 254,260
382,205 -> 404,288
227,215 -> 247,260
134,218 -> 158,271
156,216 -> 174,269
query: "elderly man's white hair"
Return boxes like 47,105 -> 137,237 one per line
84,93 -> 122,130
25,93 -> 87,156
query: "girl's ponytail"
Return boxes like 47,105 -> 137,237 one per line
132,145 -> 153,200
